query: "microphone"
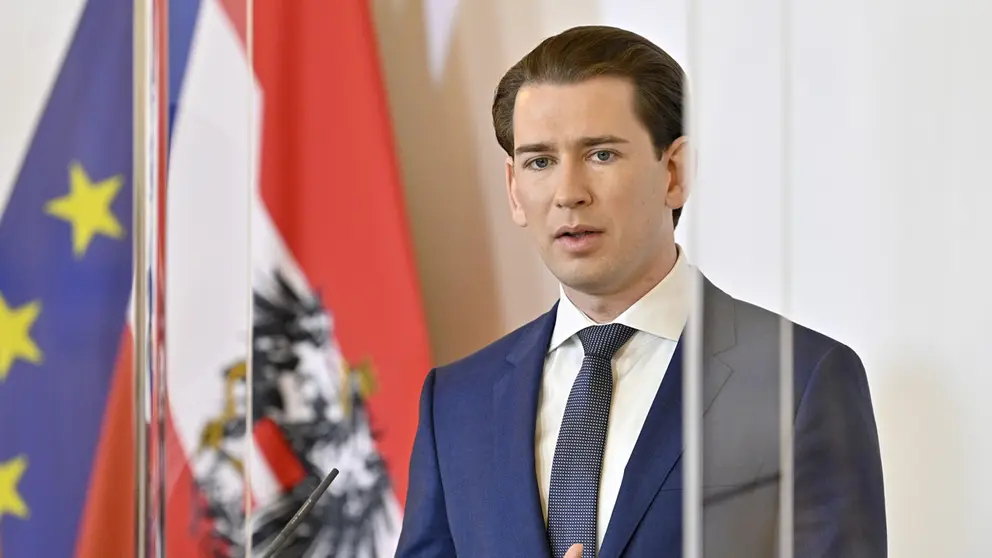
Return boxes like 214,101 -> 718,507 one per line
260,467 -> 340,558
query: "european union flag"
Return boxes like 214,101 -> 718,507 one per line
0,0 -> 134,555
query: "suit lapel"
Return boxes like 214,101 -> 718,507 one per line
492,305 -> 557,558
599,278 -> 737,558
598,340 -> 686,558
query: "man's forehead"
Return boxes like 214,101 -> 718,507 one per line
515,77 -> 637,114
512,78 -> 643,147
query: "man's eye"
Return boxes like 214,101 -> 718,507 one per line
528,157 -> 551,170
592,150 -> 614,162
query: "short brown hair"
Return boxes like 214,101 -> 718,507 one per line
491,25 -> 687,226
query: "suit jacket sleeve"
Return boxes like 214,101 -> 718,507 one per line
395,368 -> 458,558
793,343 -> 887,557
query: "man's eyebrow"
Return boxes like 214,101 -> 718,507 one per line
577,135 -> 630,148
513,135 -> 630,156
514,142 -> 553,156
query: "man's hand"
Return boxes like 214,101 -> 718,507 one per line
564,544 -> 583,558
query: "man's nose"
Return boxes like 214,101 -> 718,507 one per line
553,159 -> 593,209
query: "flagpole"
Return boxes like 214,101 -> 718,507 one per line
133,0 -> 156,556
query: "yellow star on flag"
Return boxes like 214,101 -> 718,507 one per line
0,292 -> 42,382
44,161 -> 125,258
0,455 -> 28,521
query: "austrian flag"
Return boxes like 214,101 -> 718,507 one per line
162,0 -> 432,556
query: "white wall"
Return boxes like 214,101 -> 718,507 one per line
371,0 -> 992,556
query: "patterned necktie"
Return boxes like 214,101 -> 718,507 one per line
547,323 -> 637,558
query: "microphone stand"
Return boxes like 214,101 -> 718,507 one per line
259,467 -> 340,558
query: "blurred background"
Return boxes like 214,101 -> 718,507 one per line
1,0 -> 990,556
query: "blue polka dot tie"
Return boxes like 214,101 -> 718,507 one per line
547,323 -> 637,558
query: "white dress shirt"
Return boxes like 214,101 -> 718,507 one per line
535,249 -> 691,551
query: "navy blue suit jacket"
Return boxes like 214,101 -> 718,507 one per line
395,278 -> 886,557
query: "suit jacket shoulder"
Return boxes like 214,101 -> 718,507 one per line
431,305 -> 557,396
701,279 -> 886,558
704,278 -> 866,403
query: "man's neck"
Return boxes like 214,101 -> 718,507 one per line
563,246 -> 680,324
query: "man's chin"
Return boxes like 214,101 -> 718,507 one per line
550,264 -> 614,295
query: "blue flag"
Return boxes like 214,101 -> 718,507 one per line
0,0 -> 134,555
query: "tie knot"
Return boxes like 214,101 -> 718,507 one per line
576,323 -> 636,359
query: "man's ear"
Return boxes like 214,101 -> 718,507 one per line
505,156 -> 527,227
664,136 -> 691,211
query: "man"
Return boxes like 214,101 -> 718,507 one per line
395,25 -> 886,558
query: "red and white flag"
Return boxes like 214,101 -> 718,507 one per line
163,0 -> 431,556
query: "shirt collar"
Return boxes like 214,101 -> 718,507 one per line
548,247 -> 691,353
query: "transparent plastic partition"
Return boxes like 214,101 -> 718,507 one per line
676,1 -> 959,557
161,0 -> 415,557
681,2 -> 801,556
159,0 -> 255,556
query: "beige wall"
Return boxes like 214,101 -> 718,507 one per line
371,0 -> 610,366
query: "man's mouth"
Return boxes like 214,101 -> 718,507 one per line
553,227 -> 604,253
554,226 -> 603,239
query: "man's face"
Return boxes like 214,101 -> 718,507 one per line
505,76 -> 688,298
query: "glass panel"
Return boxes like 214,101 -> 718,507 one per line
163,0 -> 253,556
242,1 -> 428,556
681,2 -> 914,557
680,3 -> 803,555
